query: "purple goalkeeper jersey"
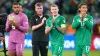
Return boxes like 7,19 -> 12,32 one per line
6,12 -> 29,43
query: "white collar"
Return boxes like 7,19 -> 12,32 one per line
53,14 -> 60,19
39,15 -> 43,18
79,14 -> 87,18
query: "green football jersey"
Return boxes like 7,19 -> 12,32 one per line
46,15 -> 66,43
72,14 -> 93,45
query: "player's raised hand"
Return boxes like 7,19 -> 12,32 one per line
51,23 -> 53,28
52,18 -> 55,24
41,18 -> 45,25
9,20 -> 13,25
8,15 -> 15,27
12,21 -> 18,27
80,13 -> 86,21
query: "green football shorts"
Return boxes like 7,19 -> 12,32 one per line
76,45 -> 90,56
51,43 -> 64,56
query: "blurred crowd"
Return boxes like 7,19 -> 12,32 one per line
0,0 -> 100,36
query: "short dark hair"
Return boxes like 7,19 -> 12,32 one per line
78,3 -> 88,12
35,3 -> 43,7
12,2 -> 19,5
12,2 -> 19,7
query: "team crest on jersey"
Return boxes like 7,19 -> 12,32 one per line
57,19 -> 59,22
18,16 -> 20,20
36,19 -> 38,21
46,46 -> 48,49
90,19 -> 93,24
84,18 -> 87,21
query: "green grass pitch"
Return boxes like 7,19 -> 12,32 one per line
23,49 -> 100,56
0,49 -> 100,56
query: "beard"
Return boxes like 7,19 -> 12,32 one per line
14,11 -> 19,15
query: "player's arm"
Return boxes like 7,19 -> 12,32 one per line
56,26 -> 66,34
17,15 -> 29,33
13,15 -> 29,33
45,17 -> 52,34
72,16 -> 81,29
56,16 -> 66,34
84,16 -> 93,29
45,26 -> 53,34
5,15 -> 12,32
31,16 -> 44,31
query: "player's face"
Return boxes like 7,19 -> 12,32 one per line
12,4 -> 20,14
79,5 -> 87,14
51,7 -> 59,16
35,6 -> 43,15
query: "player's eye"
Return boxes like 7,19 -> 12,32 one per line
17,7 -> 19,8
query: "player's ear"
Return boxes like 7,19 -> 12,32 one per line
12,6 -> 13,10
57,7 -> 59,12
35,8 -> 36,12
58,8 -> 59,12
78,8 -> 80,12
50,8 -> 52,13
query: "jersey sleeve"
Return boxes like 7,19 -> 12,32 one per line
18,14 -> 29,33
30,15 -> 36,27
72,16 -> 81,29
84,16 -> 93,29
6,15 -> 11,32
54,16 -> 66,27
60,16 -> 66,28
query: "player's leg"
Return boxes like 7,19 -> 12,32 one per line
82,45 -> 90,56
8,41 -> 16,56
76,45 -> 82,56
51,43 -> 55,56
59,47 -> 63,56
39,41 -> 48,56
58,45 -> 63,56
32,41 -> 39,56
53,43 -> 64,56
16,43 -> 24,56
